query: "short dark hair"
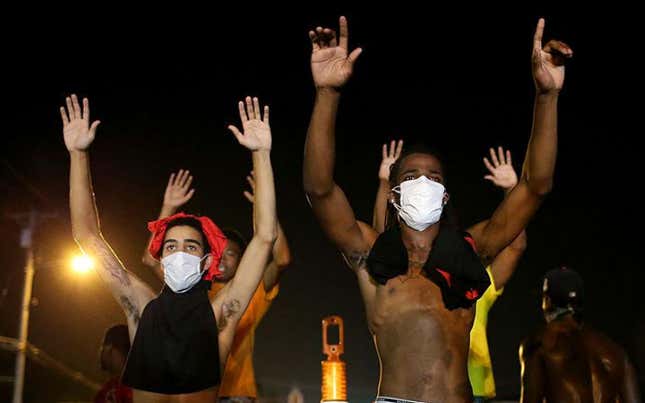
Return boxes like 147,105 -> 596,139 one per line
103,324 -> 130,355
165,217 -> 211,254
222,228 -> 248,253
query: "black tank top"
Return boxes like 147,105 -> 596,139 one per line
122,280 -> 220,394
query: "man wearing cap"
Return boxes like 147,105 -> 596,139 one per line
519,267 -> 641,402
62,94 -> 277,402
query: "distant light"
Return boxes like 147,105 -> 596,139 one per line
71,255 -> 94,273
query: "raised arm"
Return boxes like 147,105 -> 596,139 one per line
302,16 -> 378,313
213,97 -> 277,341
63,94 -> 155,340
141,169 -> 195,280
469,19 -> 572,265
373,140 -> 403,233
242,171 -> 291,291
483,147 -> 527,288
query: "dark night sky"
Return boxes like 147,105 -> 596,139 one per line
0,5 -> 642,402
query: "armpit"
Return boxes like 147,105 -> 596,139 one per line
217,299 -> 241,330
119,295 -> 141,325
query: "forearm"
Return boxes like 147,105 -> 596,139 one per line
303,88 -> 341,196
272,221 -> 291,268
221,168 -> 276,322
262,221 -> 291,291
373,179 -> 390,233
490,230 -> 527,289
252,150 -> 277,243
522,93 -> 558,195
69,151 -> 100,242
141,203 -> 178,268
509,229 -> 528,252
81,235 -> 150,329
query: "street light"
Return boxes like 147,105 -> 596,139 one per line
71,254 -> 94,274
7,209 -> 100,402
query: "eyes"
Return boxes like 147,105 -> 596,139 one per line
225,249 -> 239,258
164,243 -> 199,252
403,174 -> 443,183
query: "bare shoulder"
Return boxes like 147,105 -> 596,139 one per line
582,326 -> 629,363
520,327 -> 546,360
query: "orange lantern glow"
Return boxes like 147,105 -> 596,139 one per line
321,315 -> 347,402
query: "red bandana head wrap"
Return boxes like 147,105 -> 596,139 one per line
147,212 -> 228,280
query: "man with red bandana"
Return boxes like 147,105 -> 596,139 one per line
63,94 -> 277,403
140,169 -> 291,403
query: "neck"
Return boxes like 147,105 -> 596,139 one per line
400,221 -> 440,267
545,309 -> 579,326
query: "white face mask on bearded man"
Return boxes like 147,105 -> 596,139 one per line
392,175 -> 446,231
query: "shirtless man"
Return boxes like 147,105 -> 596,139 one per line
519,267 -> 641,402
303,16 -> 571,402
63,94 -> 277,402
373,143 -> 527,402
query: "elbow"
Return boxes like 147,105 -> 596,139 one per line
303,182 -> 333,200
527,177 -> 553,197
256,225 -> 278,245
510,232 -> 528,253
303,172 -> 334,199
275,249 -> 292,269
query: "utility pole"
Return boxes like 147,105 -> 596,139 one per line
9,209 -> 56,403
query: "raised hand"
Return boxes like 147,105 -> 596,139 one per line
532,18 -> 573,94
309,16 -> 362,89
378,140 -> 403,181
163,169 -> 195,209
60,94 -> 101,152
483,146 -> 518,191
228,97 -> 271,151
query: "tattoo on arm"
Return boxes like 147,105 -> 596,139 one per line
119,295 -> 141,325
342,250 -> 369,271
217,299 -> 241,330
89,237 -> 131,287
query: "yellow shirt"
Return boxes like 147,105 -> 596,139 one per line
468,266 -> 503,398
210,281 -> 279,398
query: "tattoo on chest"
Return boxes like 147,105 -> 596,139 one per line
119,295 -> 140,325
218,299 -> 241,330
89,238 -> 131,287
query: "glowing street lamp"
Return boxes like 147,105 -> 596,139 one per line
71,254 -> 94,273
